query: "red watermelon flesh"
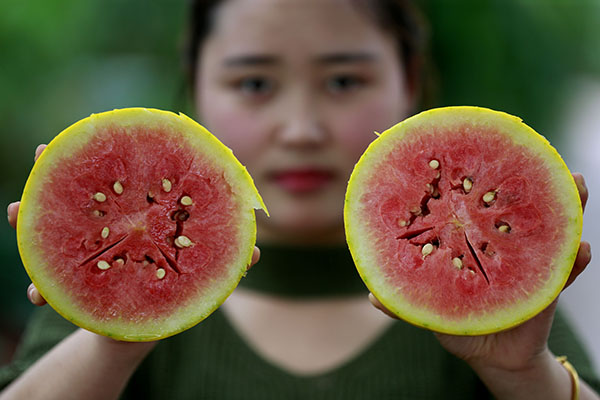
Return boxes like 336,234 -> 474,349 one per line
345,107 -> 582,335
18,108 -> 266,340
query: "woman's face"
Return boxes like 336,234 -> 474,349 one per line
196,0 -> 413,245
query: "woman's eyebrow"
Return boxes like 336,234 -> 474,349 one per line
223,54 -> 279,67
315,52 -> 378,65
222,52 -> 378,67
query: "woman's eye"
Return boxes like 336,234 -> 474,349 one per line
326,75 -> 365,93
236,77 -> 274,97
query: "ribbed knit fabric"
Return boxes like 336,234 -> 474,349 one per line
2,246 -> 599,398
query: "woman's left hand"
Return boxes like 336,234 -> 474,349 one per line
370,173 -> 599,399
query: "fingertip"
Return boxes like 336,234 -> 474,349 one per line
27,283 -> 47,306
7,202 -> 19,228
34,144 -> 47,162
247,246 -> 261,271
368,292 -> 399,320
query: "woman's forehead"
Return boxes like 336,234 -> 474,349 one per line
206,0 -> 391,56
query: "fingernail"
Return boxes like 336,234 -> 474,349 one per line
576,175 -> 588,194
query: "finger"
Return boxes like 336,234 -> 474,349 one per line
572,173 -> 588,212
34,144 -> 47,162
27,283 -> 47,306
564,241 -> 591,289
246,246 -> 260,271
368,293 -> 399,320
7,202 -> 19,229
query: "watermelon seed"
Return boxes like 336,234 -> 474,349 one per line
171,210 -> 190,222
498,224 -> 511,233
482,191 -> 496,204
162,178 -> 172,193
97,260 -> 111,270
156,268 -> 166,279
146,192 -> 155,204
452,257 -> 463,270
398,219 -> 408,227
93,210 -> 106,217
93,192 -> 107,202
462,178 -> 473,193
113,181 -> 124,195
421,243 -> 434,258
428,159 -> 440,169
174,235 -> 193,248
180,196 -> 193,206
101,227 -> 110,239
114,258 -> 125,266
410,206 -> 421,216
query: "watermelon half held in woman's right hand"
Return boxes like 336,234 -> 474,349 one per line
344,106 -> 582,335
17,108 -> 267,341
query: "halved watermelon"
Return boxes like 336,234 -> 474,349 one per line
17,108 -> 266,341
344,106 -> 582,335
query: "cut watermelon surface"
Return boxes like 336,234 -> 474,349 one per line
18,108 -> 266,341
345,107 -> 582,335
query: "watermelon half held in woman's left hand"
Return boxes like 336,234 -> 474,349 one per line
344,106 -> 582,335
17,108 -> 267,341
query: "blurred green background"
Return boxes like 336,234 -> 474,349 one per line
1,0 -> 599,364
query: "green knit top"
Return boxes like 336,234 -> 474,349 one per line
2,245 -> 599,399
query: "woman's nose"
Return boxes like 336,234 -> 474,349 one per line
275,91 -> 328,149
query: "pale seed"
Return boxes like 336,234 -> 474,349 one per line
180,196 -> 193,206
93,210 -> 104,217
113,181 -> 124,195
410,206 -> 422,216
93,192 -> 107,202
398,219 -> 408,227
115,258 -> 125,265
162,178 -> 172,193
101,227 -> 110,239
483,191 -> 496,204
174,235 -> 193,248
463,178 -> 473,193
156,268 -> 166,279
498,224 -> 510,233
429,159 -> 440,169
97,260 -> 111,270
452,257 -> 463,270
422,243 -> 434,257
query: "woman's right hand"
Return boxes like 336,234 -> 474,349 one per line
7,144 -> 48,307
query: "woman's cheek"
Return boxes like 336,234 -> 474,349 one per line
335,98 -> 405,162
203,105 -> 266,165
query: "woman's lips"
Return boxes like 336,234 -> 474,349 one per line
269,168 -> 336,194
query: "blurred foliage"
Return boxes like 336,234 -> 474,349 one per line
417,0 -> 600,147
0,0 -> 598,362
0,0 -> 189,361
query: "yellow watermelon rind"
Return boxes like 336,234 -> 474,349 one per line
17,107 -> 267,341
344,106 -> 582,335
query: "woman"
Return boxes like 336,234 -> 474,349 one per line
2,0 -> 599,398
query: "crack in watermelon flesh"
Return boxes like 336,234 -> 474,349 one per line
35,125 -> 240,324
351,117 -> 577,332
